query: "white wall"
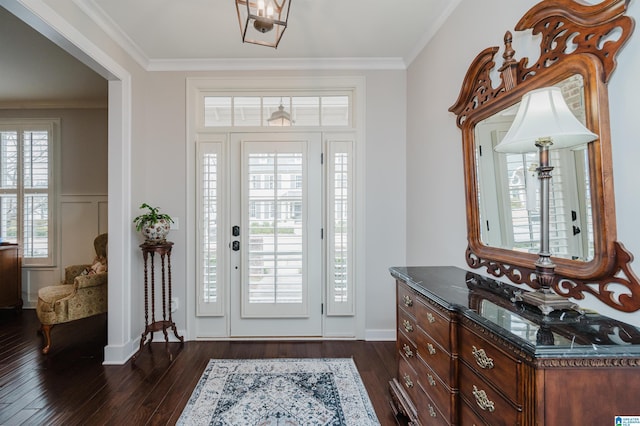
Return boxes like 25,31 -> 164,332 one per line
139,69 -> 407,339
0,108 -> 108,194
407,0 -> 640,327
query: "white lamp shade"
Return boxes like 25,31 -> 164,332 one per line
494,86 -> 598,154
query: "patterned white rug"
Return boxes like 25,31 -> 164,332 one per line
177,358 -> 380,426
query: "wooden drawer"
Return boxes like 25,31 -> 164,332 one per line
459,325 -> 520,403
397,281 -> 417,317
397,328 -> 418,368
460,400 -> 488,426
398,356 -> 420,404
397,306 -> 418,340
416,356 -> 453,422
415,325 -> 453,385
415,296 -> 451,352
459,363 -> 520,426
414,381 -> 450,426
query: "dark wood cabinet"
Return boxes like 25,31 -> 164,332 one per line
389,266 -> 640,425
0,243 -> 21,310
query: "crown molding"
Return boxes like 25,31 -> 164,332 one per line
73,1 -> 406,72
147,57 -> 407,72
73,0 -> 417,72
72,0 -> 150,70
405,0 -> 463,67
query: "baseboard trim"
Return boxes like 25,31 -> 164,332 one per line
364,328 -> 396,341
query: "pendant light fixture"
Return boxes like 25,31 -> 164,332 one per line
267,99 -> 292,126
235,0 -> 292,48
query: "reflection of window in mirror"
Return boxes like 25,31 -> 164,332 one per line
480,299 -> 539,342
475,75 -> 594,261
480,300 -> 573,345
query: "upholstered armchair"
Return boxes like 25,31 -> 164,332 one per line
36,233 -> 108,354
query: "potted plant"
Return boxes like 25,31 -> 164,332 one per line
133,203 -> 174,243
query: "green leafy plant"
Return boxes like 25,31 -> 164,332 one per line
133,203 -> 174,232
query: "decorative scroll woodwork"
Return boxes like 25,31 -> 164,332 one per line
449,0 -> 640,312
555,241 -> 640,311
450,0 -> 634,124
517,0 -> 634,84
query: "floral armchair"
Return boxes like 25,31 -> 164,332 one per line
36,233 -> 108,354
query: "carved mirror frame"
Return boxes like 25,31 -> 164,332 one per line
449,0 -> 640,312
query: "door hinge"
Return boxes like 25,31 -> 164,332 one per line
321,228 -> 324,239
321,152 -> 324,164
321,303 -> 324,314
479,145 -> 483,156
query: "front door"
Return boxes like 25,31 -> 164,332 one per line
229,132 -> 322,337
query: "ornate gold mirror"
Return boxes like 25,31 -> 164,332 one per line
449,0 -> 640,312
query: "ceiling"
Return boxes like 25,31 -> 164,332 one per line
0,0 -> 460,104
83,0 -> 458,68
0,6 -> 108,106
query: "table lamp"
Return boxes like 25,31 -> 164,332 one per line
494,86 -> 598,315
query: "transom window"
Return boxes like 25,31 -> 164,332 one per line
203,95 -> 350,127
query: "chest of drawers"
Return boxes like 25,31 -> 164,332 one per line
389,266 -> 640,425
0,243 -> 21,310
392,281 -> 457,424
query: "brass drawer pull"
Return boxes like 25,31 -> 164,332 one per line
472,385 -> 495,412
428,404 -> 437,417
427,373 -> 436,387
403,295 -> 413,307
472,346 -> 495,369
403,320 -> 413,333
403,344 -> 414,358
427,312 -> 435,323
403,374 -> 414,388
427,343 -> 436,355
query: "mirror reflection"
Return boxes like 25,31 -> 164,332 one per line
474,74 -> 594,261
480,300 -> 574,346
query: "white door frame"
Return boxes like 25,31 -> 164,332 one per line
186,76 -> 366,341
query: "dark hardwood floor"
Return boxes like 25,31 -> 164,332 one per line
0,309 -> 402,425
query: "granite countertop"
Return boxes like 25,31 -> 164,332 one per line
390,266 -> 640,358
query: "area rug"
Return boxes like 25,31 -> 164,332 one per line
177,358 -> 380,425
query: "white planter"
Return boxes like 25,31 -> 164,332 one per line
141,219 -> 171,243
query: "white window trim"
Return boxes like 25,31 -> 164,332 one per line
0,118 -> 60,267
325,136 -> 355,316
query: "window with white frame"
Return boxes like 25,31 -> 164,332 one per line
203,95 -> 350,128
196,139 -> 224,315
326,138 -> 354,315
0,119 -> 58,266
